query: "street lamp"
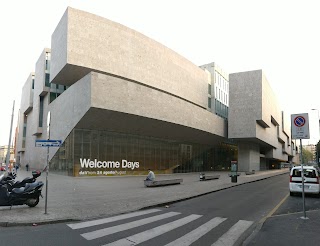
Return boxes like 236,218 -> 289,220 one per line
311,109 -> 320,165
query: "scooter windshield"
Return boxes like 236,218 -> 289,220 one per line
0,172 -> 9,183
0,174 -> 4,182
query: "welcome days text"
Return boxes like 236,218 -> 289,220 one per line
80,158 -> 139,170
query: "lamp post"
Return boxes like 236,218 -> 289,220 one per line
311,109 -> 320,165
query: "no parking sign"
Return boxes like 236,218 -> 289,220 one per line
291,113 -> 310,139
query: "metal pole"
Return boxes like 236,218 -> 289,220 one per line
5,101 -> 15,171
300,139 -> 308,219
44,111 -> 51,215
45,145 -> 49,214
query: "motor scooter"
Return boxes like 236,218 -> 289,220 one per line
6,170 -> 41,192
0,171 -> 44,208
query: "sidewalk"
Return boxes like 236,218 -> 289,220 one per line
0,169 -> 289,226
245,209 -> 320,246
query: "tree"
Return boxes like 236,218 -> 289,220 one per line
302,147 -> 314,164
316,141 -> 320,164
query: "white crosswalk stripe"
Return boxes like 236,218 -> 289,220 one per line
68,209 -> 254,246
81,211 -> 180,240
103,214 -> 202,246
211,220 -> 254,246
164,217 -> 227,246
67,208 -> 161,229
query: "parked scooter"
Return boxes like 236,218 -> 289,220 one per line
6,170 -> 41,192
0,170 -> 44,207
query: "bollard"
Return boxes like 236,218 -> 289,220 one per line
231,175 -> 237,183
199,173 -> 205,180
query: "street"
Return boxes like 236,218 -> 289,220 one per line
0,174 -> 293,246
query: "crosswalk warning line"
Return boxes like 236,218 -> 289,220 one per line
211,220 -> 253,246
103,214 -> 202,246
67,209 -> 161,230
81,211 -> 180,240
164,217 -> 227,246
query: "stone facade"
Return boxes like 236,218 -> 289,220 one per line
229,70 -> 298,171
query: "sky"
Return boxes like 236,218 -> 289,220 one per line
0,0 -> 320,146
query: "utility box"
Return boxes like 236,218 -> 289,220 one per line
230,161 -> 238,183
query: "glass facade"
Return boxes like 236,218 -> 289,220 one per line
50,128 -> 237,176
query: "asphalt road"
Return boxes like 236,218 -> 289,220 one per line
0,174 -> 290,246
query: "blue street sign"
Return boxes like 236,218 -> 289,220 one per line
35,140 -> 62,147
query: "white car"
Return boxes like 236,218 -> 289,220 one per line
289,165 -> 320,196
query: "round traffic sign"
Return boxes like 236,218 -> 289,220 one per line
294,116 -> 306,127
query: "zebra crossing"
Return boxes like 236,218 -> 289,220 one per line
67,208 -> 254,246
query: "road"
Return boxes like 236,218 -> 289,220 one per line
0,174 -> 290,246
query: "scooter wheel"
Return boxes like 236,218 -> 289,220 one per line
26,197 -> 39,207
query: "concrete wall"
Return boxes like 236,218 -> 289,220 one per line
229,70 -> 262,139
238,142 -> 260,172
90,72 -> 225,137
51,7 -> 208,109
48,74 -> 91,160
20,73 -> 34,115
17,73 -> 34,153
229,70 -> 295,170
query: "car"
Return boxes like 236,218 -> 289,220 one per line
289,165 -> 320,196
0,163 -> 6,171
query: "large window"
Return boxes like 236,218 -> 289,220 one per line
50,129 -> 237,176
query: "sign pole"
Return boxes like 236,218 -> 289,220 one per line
291,113 -> 310,220
45,144 -> 49,214
45,112 -> 51,215
300,139 -> 307,219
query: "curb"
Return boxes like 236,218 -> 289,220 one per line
0,218 -> 78,227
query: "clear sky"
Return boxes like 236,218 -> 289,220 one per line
1,0 -> 319,146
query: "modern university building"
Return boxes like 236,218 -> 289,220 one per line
16,7 -> 298,176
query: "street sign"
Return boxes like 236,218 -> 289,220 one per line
291,113 -> 310,139
35,140 -> 62,147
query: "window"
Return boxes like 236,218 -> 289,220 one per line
32,75 -> 35,89
208,97 -> 211,108
45,52 -> 51,71
45,73 -> 50,87
39,96 -> 44,127
22,114 -> 27,148
208,84 -> 211,95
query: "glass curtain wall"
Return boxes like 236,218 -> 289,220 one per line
50,128 -> 237,176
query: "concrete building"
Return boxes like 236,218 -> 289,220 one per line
0,145 -> 15,165
16,7 -> 296,176
200,63 -> 229,120
229,70 -> 297,171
